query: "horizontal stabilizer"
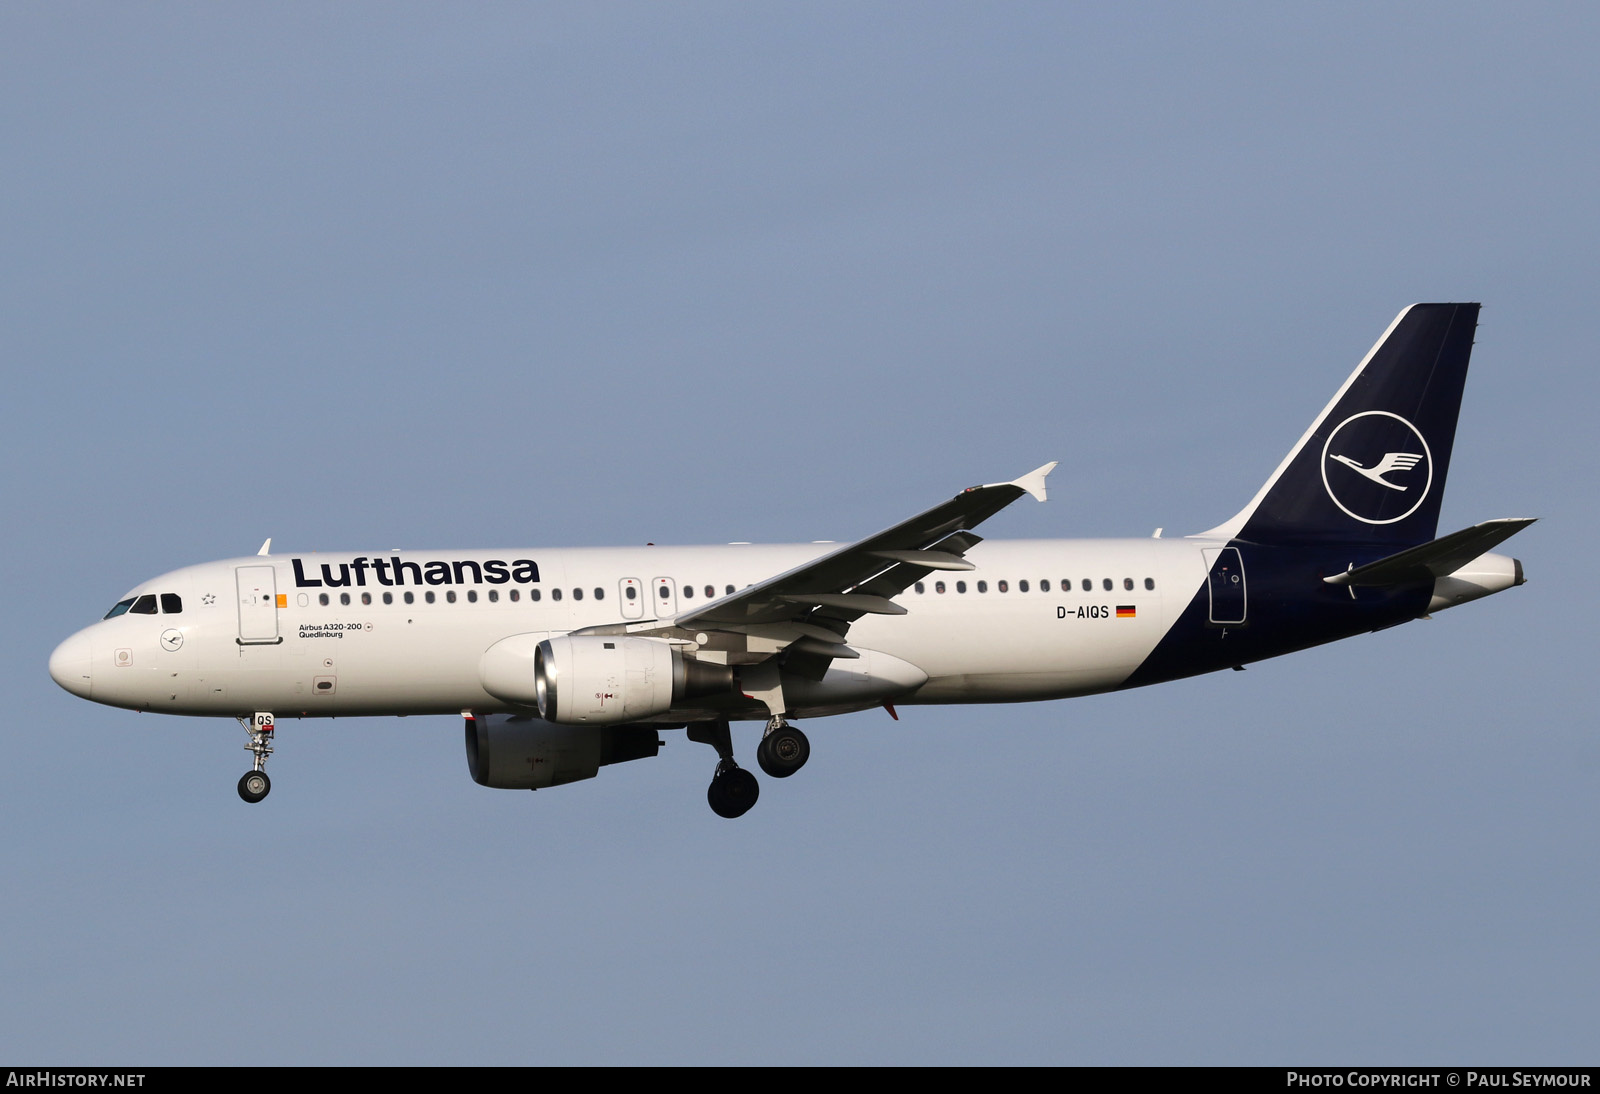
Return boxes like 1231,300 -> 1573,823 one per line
1324,518 -> 1536,586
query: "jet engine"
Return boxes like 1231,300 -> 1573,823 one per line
535,635 -> 735,725
479,633 -> 735,725
464,712 -> 662,790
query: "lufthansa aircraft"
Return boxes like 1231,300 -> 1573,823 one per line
49,304 -> 1531,817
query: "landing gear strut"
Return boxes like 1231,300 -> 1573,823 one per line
237,712 -> 274,803
756,718 -> 810,779
688,719 -> 759,819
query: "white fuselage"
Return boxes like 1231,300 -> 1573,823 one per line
53,537 -> 1211,722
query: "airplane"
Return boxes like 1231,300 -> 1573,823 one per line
48,303 -> 1532,818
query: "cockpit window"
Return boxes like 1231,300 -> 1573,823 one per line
129,595 -> 158,615
104,598 -> 135,619
160,593 -> 182,614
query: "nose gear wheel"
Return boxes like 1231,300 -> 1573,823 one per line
238,770 -> 271,803
237,713 -> 275,803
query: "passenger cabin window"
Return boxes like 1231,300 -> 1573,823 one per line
594,587 -> 604,601
573,588 -> 583,601
319,593 -> 330,606
725,584 -> 735,595
104,598 -> 135,619
1124,578 -> 1134,591
1019,580 -> 1029,593
1145,578 -> 1155,590
552,589 -> 563,602
510,589 -> 520,602
626,586 -> 637,600
1082,579 -> 1092,592
1102,578 -> 1113,591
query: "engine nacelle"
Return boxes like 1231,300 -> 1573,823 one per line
536,635 -> 674,724
477,633 -> 736,725
464,713 -> 661,790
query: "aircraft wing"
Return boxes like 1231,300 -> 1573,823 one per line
596,462 -> 1056,676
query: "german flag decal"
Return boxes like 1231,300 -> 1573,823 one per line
1116,605 -> 1136,619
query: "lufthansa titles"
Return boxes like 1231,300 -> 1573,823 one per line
292,557 -> 540,589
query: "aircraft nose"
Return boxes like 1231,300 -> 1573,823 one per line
49,630 -> 93,699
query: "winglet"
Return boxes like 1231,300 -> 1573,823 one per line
1008,461 -> 1058,503
257,538 -> 272,557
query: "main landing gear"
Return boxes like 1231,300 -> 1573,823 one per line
707,760 -> 759,819
237,712 -> 274,803
688,717 -> 810,818
687,720 -> 756,818
757,720 -> 810,779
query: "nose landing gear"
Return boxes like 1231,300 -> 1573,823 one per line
238,769 -> 271,803
237,712 -> 275,803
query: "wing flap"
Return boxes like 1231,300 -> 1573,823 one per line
595,464 -> 1057,672
673,464 -> 1055,631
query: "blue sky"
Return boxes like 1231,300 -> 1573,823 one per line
3,3 -> 1595,1064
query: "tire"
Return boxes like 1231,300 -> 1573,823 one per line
756,726 -> 810,779
238,770 -> 271,804
707,766 -> 759,818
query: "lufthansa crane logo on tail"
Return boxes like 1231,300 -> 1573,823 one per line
1328,451 -> 1424,490
1320,411 -> 1433,525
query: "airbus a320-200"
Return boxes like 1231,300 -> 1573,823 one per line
49,304 -> 1531,817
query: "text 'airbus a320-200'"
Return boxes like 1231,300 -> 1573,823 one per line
50,304 -> 1531,817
